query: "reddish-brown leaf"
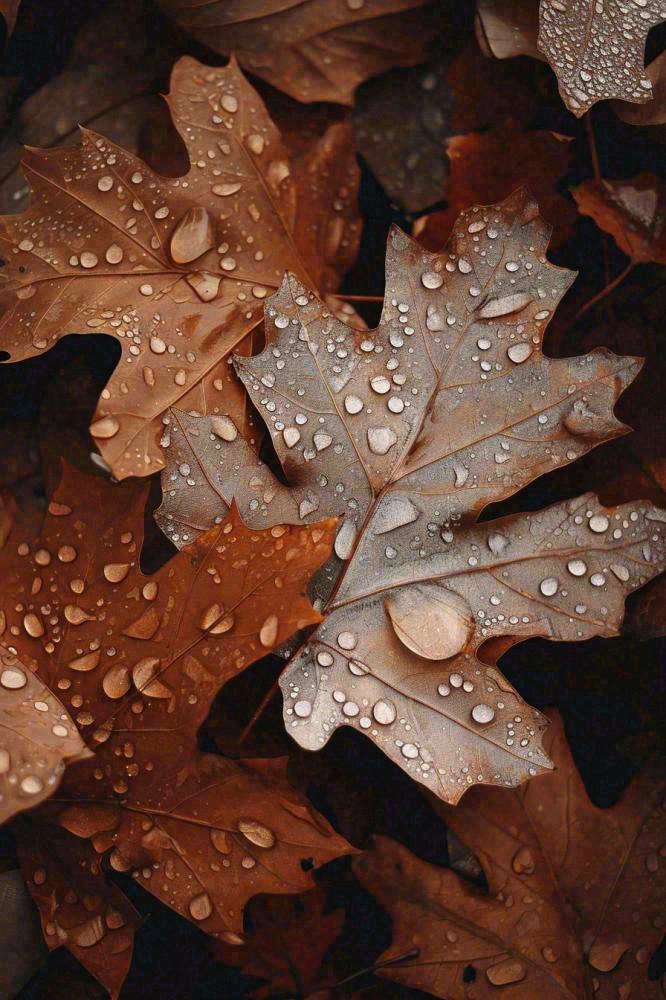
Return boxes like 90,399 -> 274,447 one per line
415,129 -> 574,250
157,189 -> 666,803
0,56 -> 360,478
157,0 -> 443,105
573,173 -> 666,265
354,710 -> 666,999
1,465 -> 351,995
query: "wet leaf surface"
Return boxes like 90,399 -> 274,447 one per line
354,710 -> 666,999
0,464 -> 350,994
158,189 -> 666,803
157,0 -> 443,105
0,56 -> 360,478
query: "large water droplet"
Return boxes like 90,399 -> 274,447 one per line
385,584 -> 473,660
170,207 -> 215,264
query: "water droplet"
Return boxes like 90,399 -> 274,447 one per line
103,664 -> 131,699
367,427 -> 397,455
472,703 -> 495,724
588,938 -> 627,972
567,559 -> 587,577
610,563 -> 630,582
238,819 -> 276,849
105,244 -> 123,264
90,416 -> 119,439
294,700 -> 312,718
80,251 -> 98,269
401,743 -> 419,759
512,845 -> 535,874
539,577 -> 558,597
21,775 -> 43,795
200,604 -> 234,634
104,563 -> 130,583
344,394 -> 363,415
67,650 -> 101,672
507,342 -> 533,364
486,959 -> 526,985
337,631 -> 356,650
370,375 -> 391,394
259,614 -> 279,647
283,427 -> 300,448
421,271 -> 443,289
334,519 -> 356,560
487,532 -> 508,555
23,612 -> 44,637
189,893 -> 213,921
385,584 -> 473,660
590,573 -> 605,587
1,666 -> 26,689
589,514 -> 609,533
211,415 -> 237,441
313,430 -> 332,451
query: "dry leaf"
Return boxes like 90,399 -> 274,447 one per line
157,0 -> 443,105
416,130 -> 574,250
477,0 -> 666,116
354,709 -> 666,999
1,464 -> 350,995
156,189 -> 666,802
0,56 -> 360,478
612,50 -> 666,126
573,173 -> 666,264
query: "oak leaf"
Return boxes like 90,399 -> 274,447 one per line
573,173 -> 666,265
0,464 -> 351,996
157,189 -> 666,802
477,0 -> 666,116
156,0 -> 443,106
0,55 -> 360,479
354,710 -> 666,999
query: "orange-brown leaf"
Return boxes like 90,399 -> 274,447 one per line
1,464 -> 348,994
573,173 -> 666,265
157,0 -> 443,105
416,130 -> 574,250
354,711 -> 666,999
0,56 -> 360,478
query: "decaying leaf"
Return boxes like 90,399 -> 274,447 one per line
415,129 -> 574,250
157,0 -> 443,106
0,56 -> 360,478
477,0 -> 666,116
0,648 -> 90,824
573,173 -> 666,265
241,888 -> 345,998
157,189 -> 666,802
354,710 -> 666,999
0,464 -> 351,995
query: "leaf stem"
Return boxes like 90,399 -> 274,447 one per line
328,293 -> 384,303
237,677 -> 281,745
573,261 -> 635,323
305,948 -> 420,996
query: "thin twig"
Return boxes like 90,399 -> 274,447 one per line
573,261 -> 635,323
328,293 -> 384,303
237,677 -> 280,745
305,948 -> 420,997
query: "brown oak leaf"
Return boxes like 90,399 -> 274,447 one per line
415,130 -> 574,250
573,173 -> 666,265
0,55 -> 360,479
156,0 -> 443,106
241,888 -> 345,998
0,464 -> 351,996
156,189 -> 666,802
354,710 -> 666,999
477,0 -> 666,116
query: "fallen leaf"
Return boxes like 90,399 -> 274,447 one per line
156,189 -> 666,802
573,173 -> 666,264
354,710 -> 666,999
0,0 -> 19,34
415,129 -> 574,249
0,648 -> 90,824
477,0 -> 666,116
1,464 -> 350,995
612,49 -> 666,126
157,0 -> 444,105
242,888 -> 345,998
0,55 -> 360,478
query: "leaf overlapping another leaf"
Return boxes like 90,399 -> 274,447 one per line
0,56 -> 360,478
157,188 -> 666,802
0,465 -> 352,996
355,710 -> 666,999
